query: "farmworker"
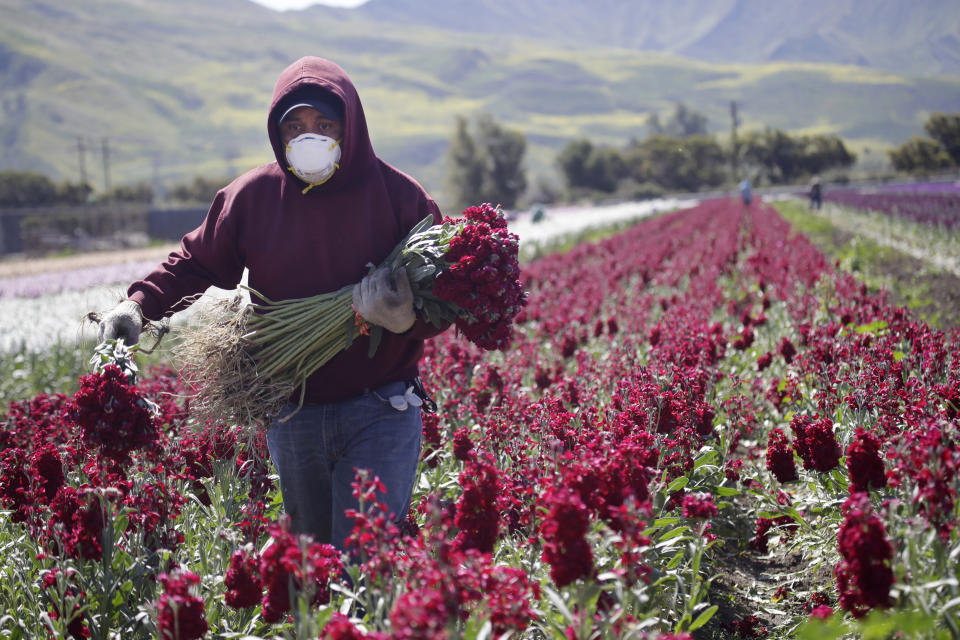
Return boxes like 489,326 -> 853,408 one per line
96,56 -> 448,549
809,175 -> 823,210
739,177 -> 752,207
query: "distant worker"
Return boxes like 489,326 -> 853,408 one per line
739,178 -> 752,207
808,175 -> 823,210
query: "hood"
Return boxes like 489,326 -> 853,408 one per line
268,56 -> 377,191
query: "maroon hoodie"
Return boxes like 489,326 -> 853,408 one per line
127,56 -> 446,403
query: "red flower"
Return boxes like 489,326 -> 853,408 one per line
756,351 -> 773,371
389,588 -> 451,640
453,458 -> 500,553
539,486 -> 594,587
259,520 -> 342,623
681,492 -> 718,519
156,569 -> 208,640
224,547 -> 262,610
322,613 -> 388,639
452,427 -> 474,462
45,486 -> 104,561
790,414 -> 841,472
67,365 -> 158,464
834,493 -> 894,617
779,337 -> 797,364
765,428 -> 797,482
845,428 -> 886,492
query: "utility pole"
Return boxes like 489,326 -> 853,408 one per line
101,137 -> 111,193
730,101 -> 740,184
76,136 -> 88,185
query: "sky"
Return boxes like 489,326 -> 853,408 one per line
250,0 -> 368,9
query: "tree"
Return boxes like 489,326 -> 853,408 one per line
556,139 -> 626,193
888,137 -> 953,174
446,113 -> 527,209
627,135 -> 726,192
741,129 -> 806,184
800,134 -> 856,175
924,112 -> 960,165
446,116 -> 485,210
169,176 -> 230,204
0,170 -> 58,207
98,182 -> 154,204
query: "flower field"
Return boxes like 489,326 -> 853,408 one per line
824,182 -> 960,229
1,196 -> 959,639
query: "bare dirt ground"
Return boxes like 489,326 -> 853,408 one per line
0,244 -> 178,278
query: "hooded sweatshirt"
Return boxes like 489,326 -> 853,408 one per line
127,56 -> 446,404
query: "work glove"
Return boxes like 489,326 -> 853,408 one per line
352,267 -> 416,334
98,299 -> 144,346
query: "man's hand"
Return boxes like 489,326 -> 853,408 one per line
98,300 -> 144,345
352,267 -> 416,334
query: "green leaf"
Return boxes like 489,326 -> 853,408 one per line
689,605 -> 718,631
667,476 -> 689,493
658,525 -> 691,542
854,320 -> 888,334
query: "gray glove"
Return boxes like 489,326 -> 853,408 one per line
98,300 -> 144,345
352,267 -> 416,334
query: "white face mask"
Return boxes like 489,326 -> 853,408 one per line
285,133 -> 341,191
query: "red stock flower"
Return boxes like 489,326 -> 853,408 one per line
756,351 -> 773,371
778,337 -> 797,364
432,204 -> 526,351
259,519 -> 342,623
681,492 -> 718,519
539,486 -> 594,587
389,588 -> 451,640
453,458 -> 500,553
223,547 -> 262,610
765,428 -> 797,483
45,486 -> 105,561
67,365 -> 159,464
156,569 -> 208,640
322,613 -> 388,639
845,428 -> 886,492
834,493 -> 894,617
452,427 -> 474,462
790,414 -> 841,472
0,447 -> 36,524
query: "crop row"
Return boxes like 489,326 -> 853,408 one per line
0,197 -> 957,639
824,188 -> 960,229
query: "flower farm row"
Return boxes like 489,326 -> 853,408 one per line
0,197 -> 958,639
824,185 -> 960,229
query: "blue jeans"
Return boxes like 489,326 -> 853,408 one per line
266,380 -> 422,550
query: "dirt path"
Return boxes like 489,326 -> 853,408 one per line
0,244 -> 179,279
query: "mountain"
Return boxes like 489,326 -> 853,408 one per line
352,0 -> 960,78
1,0 -> 959,209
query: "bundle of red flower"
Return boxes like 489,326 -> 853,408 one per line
384,202 -> 526,351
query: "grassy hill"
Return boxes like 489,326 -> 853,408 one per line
1,0 -> 959,209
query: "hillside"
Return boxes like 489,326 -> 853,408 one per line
1,0 -> 959,208
352,0 -> 960,78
